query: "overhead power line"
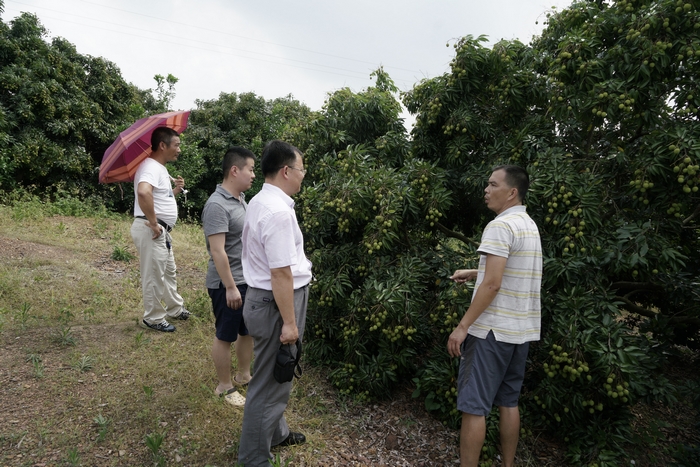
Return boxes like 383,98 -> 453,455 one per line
75,0 -> 422,74
5,0 -> 422,81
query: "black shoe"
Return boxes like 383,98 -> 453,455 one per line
273,432 -> 306,447
173,309 -> 191,321
142,319 -> 176,332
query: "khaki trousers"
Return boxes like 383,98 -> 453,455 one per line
130,219 -> 184,324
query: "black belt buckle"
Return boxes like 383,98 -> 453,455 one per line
157,219 -> 172,233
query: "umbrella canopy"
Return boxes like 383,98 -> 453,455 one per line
99,110 -> 190,183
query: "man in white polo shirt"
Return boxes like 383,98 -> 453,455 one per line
238,140 -> 312,467
447,165 -> 542,467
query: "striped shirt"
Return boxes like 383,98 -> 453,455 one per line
469,205 -> 542,344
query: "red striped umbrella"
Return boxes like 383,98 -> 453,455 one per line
99,110 -> 190,183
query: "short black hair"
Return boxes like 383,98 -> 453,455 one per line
151,127 -> 179,152
223,147 -> 256,179
260,140 -> 300,178
493,164 -> 529,201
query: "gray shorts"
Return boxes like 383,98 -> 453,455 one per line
457,330 -> 529,416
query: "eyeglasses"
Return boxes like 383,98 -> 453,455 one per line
284,165 -> 307,175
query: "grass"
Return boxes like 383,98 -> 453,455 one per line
93,413 -> 110,442
144,431 -> 166,466
16,302 -> 32,329
72,355 -> 95,373
66,447 -> 80,466
0,204 -> 379,466
110,245 -> 134,262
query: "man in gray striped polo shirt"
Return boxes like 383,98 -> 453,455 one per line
447,165 -> 542,467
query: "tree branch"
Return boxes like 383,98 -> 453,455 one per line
623,289 -> 644,301
434,222 -> 480,247
615,295 -> 700,327
610,281 -> 662,292
615,295 -> 658,319
682,203 -> 700,226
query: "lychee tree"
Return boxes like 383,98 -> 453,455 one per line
293,69 -> 475,407
177,92 -> 311,219
0,7 -> 143,197
403,0 -> 700,464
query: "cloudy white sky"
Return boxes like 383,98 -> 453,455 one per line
3,0 -> 573,114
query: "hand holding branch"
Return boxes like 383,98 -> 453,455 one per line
450,269 -> 478,283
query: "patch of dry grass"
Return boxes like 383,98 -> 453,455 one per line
0,206 -> 352,466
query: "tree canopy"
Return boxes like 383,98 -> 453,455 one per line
0,7 -> 143,196
171,91 -> 311,220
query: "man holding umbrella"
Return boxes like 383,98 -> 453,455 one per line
131,126 -> 190,332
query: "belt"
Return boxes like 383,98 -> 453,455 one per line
248,283 -> 309,293
135,216 -> 172,232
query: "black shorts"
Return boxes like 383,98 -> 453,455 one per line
208,283 -> 249,343
457,330 -> 529,416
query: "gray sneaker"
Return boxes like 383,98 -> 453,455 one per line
143,319 -> 176,332
173,309 -> 191,321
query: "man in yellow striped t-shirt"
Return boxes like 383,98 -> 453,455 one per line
447,165 -> 542,467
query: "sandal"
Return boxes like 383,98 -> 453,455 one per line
218,388 -> 246,407
232,375 -> 251,387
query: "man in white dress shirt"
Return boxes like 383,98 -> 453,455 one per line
237,140 -> 312,467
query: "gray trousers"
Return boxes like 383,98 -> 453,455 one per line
237,285 -> 308,467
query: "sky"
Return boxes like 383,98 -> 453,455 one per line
2,0 -> 574,117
